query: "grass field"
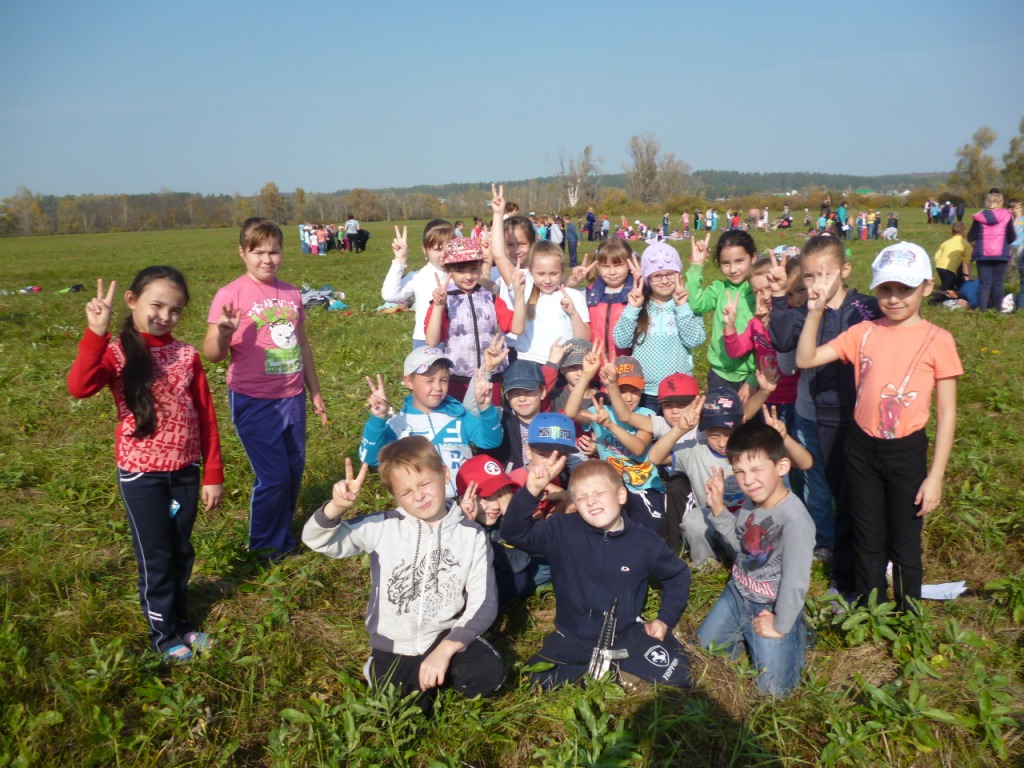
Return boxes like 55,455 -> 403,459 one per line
1,212 -> 1022,767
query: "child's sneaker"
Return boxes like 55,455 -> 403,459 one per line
184,632 -> 214,654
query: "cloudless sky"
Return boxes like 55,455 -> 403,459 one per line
2,0 -> 1022,198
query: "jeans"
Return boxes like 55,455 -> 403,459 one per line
975,260 -> 1009,311
794,414 -> 833,549
697,582 -> 806,696
1017,254 -> 1024,311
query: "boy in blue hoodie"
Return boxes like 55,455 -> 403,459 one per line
501,456 -> 692,689
360,347 -> 503,498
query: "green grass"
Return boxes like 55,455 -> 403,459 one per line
1,213 -> 1022,766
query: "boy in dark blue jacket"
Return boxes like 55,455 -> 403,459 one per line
501,456 -> 692,689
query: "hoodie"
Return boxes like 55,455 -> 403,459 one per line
303,500 -> 497,655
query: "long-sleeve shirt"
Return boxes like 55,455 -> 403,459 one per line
612,299 -> 705,396
67,328 -> 223,485
302,500 -> 497,655
685,265 -> 756,384
723,317 -> 798,405
380,260 -> 446,343
501,487 -> 690,643
709,491 -> 814,634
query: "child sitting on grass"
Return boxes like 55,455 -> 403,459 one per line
360,347 -> 502,498
697,421 -> 815,697
501,456 -> 692,689
303,438 -> 506,711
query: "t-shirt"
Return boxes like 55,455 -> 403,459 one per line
933,235 -> 969,272
514,275 -> 589,363
208,275 -> 306,399
828,319 -> 963,439
586,405 -> 663,492
667,427 -> 744,511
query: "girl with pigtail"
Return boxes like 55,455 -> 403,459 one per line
67,266 -> 223,662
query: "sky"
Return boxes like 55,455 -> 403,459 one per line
2,0 -> 1022,198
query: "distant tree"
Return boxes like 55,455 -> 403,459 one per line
292,187 -> 307,223
948,126 -> 998,206
556,145 -> 602,209
1001,116 -> 1024,196
346,188 -> 382,221
625,134 -> 661,203
658,152 -> 692,199
259,182 -> 286,221
57,196 -> 86,234
233,195 -> 256,226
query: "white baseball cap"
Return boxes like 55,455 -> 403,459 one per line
869,242 -> 932,289
403,346 -> 453,376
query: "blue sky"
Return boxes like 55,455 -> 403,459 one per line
2,0 -> 1022,197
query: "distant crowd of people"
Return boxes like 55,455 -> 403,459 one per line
299,214 -> 369,254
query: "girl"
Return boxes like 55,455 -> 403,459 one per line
204,217 -> 327,560
380,219 -> 454,349
967,189 -> 1016,311
686,230 -> 757,394
344,212 -> 360,252
796,242 -> 962,613
613,242 -> 706,412
67,267 -> 223,662
577,239 -> 638,360
489,185 -> 588,363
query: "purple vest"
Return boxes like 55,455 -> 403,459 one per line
445,288 -> 508,377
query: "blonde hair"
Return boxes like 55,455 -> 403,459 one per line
568,460 -> 623,495
985,190 -> 1005,209
378,436 -> 446,495
526,242 -> 565,319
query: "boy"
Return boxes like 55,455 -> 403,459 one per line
501,455 -> 692,689
564,349 -> 662,532
696,421 -> 815,697
360,347 -> 502,498
302,438 -> 505,709
455,454 -> 549,609
490,359 -> 551,472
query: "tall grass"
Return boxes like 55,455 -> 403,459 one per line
0,214 -> 1021,766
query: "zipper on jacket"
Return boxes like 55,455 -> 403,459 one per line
468,291 -> 482,368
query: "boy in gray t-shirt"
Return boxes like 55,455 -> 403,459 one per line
696,421 -> 815,697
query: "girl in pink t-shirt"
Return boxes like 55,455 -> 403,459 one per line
204,217 -> 327,559
795,242 -> 962,613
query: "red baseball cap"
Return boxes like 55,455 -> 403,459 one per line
455,455 -> 520,498
658,373 -> 700,402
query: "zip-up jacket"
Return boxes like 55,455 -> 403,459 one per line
768,290 -> 881,426
967,208 -> 1016,262
586,274 -> 634,359
303,500 -> 497,655
500,487 -> 690,643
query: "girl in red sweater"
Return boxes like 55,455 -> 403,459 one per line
68,266 -> 223,662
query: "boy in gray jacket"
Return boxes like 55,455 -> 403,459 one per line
303,436 -> 505,710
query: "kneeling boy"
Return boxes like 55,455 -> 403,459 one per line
303,436 -> 505,710
501,456 -> 692,689
697,421 -> 814,697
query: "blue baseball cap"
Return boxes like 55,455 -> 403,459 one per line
527,412 -> 577,455
700,387 -> 744,431
503,360 -> 545,393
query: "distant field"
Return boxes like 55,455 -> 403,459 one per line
0,210 -> 1021,766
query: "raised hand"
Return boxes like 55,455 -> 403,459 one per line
705,466 -> 726,515
214,301 -> 240,338
592,397 -> 612,427
766,252 -> 787,295
490,183 -> 505,217
86,278 -> 117,337
566,254 -> 598,288
626,253 -> 642,284
806,269 -> 837,312
525,452 -> 567,497
598,359 -> 618,388
391,225 -> 409,263
510,258 -> 526,296
432,273 -> 451,306
547,336 -> 568,366
474,365 -> 493,410
559,286 -> 577,317
754,359 -> 780,393
460,480 -> 480,523
690,231 -> 711,266
483,332 -> 509,372
581,337 -> 605,379
576,431 -> 597,456
677,394 -> 706,433
721,290 -> 740,330
761,403 -> 788,440
365,374 -> 389,418
626,277 -> 645,308
672,273 -> 689,306
326,458 -> 370,520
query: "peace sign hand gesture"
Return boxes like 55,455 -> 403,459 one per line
86,278 -> 117,337
690,232 -> 711,266
722,290 -> 740,331
460,480 -> 481,523
490,183 -> 505,217
626,277 -> 645,308
391,225 -> 409,263
365,374 -> 389,418
592,397 -> 612,427
761,404 -> 789,440
325,458 -> 370,520
705,466 -> 726,516
214,301 -> 240,339
677,394 -> 705,434
566,254 -> 598,288
581,337 -> 605,379
672,274 -> 689,306
483,332 -> 509,373
432,274 -> 451,306
766,252 -> 787,295
559,286 -> 578,318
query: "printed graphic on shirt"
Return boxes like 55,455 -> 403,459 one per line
386,545 -> 463,617
249,299 -> 302,375
731,512 -> 781,600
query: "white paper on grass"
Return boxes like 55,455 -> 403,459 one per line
920,581 -> 968,600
